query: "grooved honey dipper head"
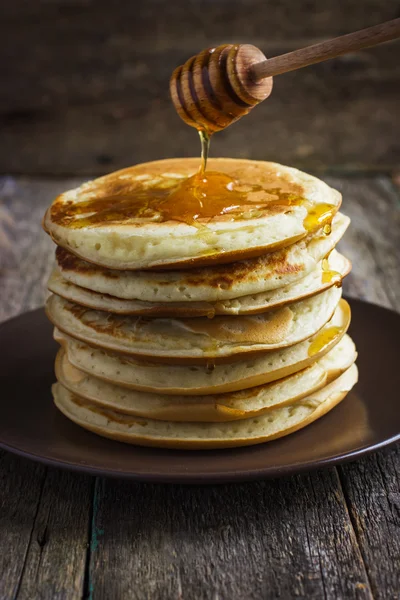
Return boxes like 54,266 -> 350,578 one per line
170,44 -> 273,133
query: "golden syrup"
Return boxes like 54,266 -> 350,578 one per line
50,123 -> 336,231
308,326 -> 343,357
303,203 -> 336,233
216,404 -> 247,417
323,223 -> 332,235
321,254 -> 342,288
52,174 -> 337,232
166,170 -> 242,223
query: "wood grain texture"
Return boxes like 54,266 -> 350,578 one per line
1,1 -> 399,174
0,174 -> 399,599
0,454 -> 46,599
0,454 -> 93,600
251,19 -> 400,79
3,0 -> 398,41
88,473 -> 371,600
9,467 -> 93,600
339,448 -> 400,600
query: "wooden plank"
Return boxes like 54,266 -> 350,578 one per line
2,66 -> 399,175
3,0 -> 398,46
2,13 -> 399,111
0,454 -> 46,599
0,453 -> 93,600
15,470 -> 93,600
339,448 -> 400,600
1,1 -> 399,174
325,176 -> 400,600
88,472 -> 372,600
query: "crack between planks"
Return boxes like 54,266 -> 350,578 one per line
307,475 -> 328,600
336,467 -> 376,600
33,508 -> 51,582
82,477 -> 105,600
82,477 -> 97,600
13,467 -> 48,600
304,479 -> 327,600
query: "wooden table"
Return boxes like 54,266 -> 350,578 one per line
0,174 -> 399,600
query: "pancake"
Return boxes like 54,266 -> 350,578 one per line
43,158 -> 341,270
48,250 -> 350,317
55,335 -> 357,422
46,287 -> 342,363
52,364 -> 358,449
48,269 -> 214,318
54,300 -> 351,394
55,212 -> 350,303
215,251 -> 349,315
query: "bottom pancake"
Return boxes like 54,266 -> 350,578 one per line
52,365 -> 358,449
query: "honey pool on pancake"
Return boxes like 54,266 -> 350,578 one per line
50,128 -> 336,236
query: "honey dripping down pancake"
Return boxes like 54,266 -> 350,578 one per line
43,158 -> 341,270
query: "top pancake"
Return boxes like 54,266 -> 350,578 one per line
43,158 -> 341,270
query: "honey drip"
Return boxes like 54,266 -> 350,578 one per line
198,129 -> 210,175
303,204 -> 335,233
308,326 -> 343,357
321,253 -> 342,288
323,223 -> 332,235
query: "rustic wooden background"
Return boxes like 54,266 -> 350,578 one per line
1,0 -> 400,175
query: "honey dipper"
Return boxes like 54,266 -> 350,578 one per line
170,18 -> 400,132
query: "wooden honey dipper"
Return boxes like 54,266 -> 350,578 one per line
170,19 -> 400,133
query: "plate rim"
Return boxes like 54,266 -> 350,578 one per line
1,432 -> 400,483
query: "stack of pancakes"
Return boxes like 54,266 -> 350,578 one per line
43,158 -> 358,449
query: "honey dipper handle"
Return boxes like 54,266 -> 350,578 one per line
250,19 -> 400,81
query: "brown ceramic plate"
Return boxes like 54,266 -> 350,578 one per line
0,298 -> 399,483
